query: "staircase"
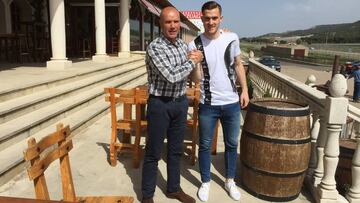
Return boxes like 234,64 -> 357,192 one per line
0,56 -> 147,186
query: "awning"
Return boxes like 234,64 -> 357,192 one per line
180,22 -> 190,30
139,0 -> 192,31
139,0 -> 161,17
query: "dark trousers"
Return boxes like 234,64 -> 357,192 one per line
354,82 -> 360,101
141,95 -> 188,199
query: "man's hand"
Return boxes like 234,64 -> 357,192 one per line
220,28 -> 231,33
188,50 -> 203,64
240,90 -> 250,108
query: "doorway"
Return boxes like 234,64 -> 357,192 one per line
66,3 -> 119,58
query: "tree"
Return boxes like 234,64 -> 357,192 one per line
296,39 -> 302,45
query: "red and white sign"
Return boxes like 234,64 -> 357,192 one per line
182,11 -> 202,19
181,11 -> 204,33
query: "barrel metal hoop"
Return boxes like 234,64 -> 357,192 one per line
248,102 -> 309,117
241,161 -> 307,177
340,147 -> 355,155
337,166 -> 351,171
244,131 -> 311,145
241,181 -> 300,202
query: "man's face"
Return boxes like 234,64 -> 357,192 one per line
201,8 -> 223,35
160,10 -> 180,42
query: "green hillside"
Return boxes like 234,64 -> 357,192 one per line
253,20 -> 360,43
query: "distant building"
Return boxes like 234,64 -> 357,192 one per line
263,45 -> 309,57
181,11 -> 204,33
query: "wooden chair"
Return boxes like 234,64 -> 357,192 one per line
105,87 -> 148,168
34,37 -> 50,62
186,81 -> 220,156
184,86 -> 200,165
111,36 -> 119,54
17,34 -> 32,63
82,39 -> 91,58
23,123 -> 134,203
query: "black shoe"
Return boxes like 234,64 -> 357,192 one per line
141,197 -> 154,203
166,189 -> 195,203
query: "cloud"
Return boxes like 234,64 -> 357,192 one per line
283,2 -> 312,12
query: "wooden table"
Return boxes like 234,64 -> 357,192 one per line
0,196 -> 72,203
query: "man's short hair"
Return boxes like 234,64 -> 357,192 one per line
201,1 -> 222,14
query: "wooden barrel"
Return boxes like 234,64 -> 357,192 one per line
336,139 -> 356,195
240,98 -> 311,202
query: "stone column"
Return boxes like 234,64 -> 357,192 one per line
92,0 -> 109,62
346,122 -> 360,203
46,0 -> 72,70
318,74 -> 348,202
118,0 -> 130,58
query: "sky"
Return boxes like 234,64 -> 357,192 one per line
169,0 -> 360,38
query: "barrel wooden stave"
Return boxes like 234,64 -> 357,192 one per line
241,134 -> 311,174
240,164 -> 305,200
240,98 -> 311,201
243,109 -> 310,140
335,139 -> 356,195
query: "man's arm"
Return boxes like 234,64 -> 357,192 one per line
147,44 -> 201,84
188,49 -> 203,83
235,55 -> 249,108
189,64 -> 202,83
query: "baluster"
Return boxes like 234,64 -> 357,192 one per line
274,87 -> 279,98
314,112 -> 328,186
346,122 -> 360,202
270,86 -> 275,97
318,74 -> 348,202
307,111 -> 320,181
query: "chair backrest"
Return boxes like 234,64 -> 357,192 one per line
186,85 -> 200,121
18,34 -> 30,53
82,39 -> 91,57
135,87 -> 148,105
111,36 -> 119,53
105,87 -> 148,105
186,84 -> 200,107
105,87 -> 149,127
23,123 -> 77,202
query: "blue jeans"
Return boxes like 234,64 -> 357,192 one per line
198,102 -> 241,183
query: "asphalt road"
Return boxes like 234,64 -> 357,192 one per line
279,60 -> 357,105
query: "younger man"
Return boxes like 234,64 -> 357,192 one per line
188,1 -> 249,202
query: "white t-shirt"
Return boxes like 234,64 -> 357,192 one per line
188,32 -> 241,105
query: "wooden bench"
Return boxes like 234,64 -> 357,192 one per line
23,123 -> 134,203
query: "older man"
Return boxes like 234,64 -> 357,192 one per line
141,7 -> 203,203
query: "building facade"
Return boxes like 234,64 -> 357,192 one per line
0,0 -> 200,68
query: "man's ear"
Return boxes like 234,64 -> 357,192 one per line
201,16 -> 205,23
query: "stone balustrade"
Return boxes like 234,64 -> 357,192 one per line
248,58 -> 358,203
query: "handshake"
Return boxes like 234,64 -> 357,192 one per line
188,50 -> 203,64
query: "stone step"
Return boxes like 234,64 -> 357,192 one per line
0,60 -> 145,124
0,57 -> 144,103
0,66 -> 147,152
0,75 -> 148,186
